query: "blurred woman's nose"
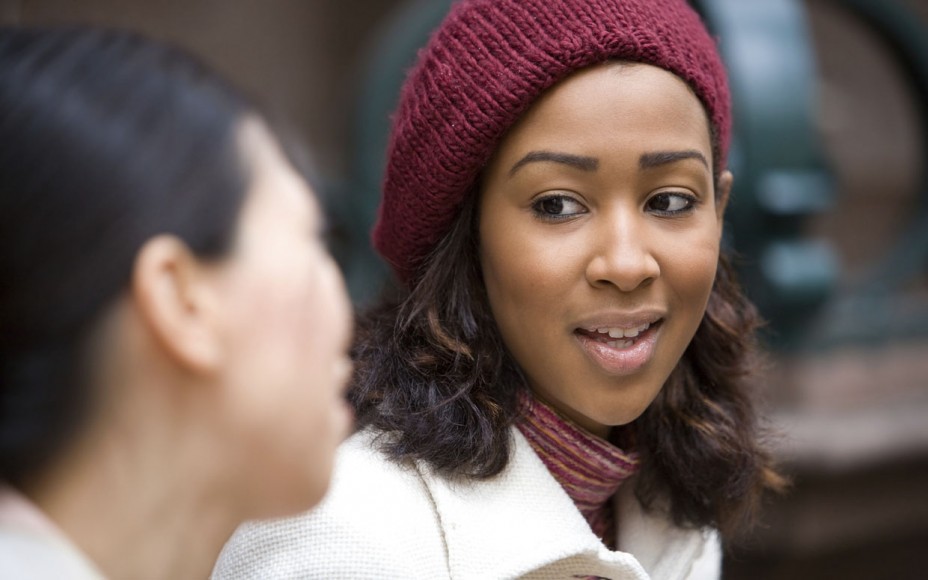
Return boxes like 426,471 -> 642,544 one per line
584,210 -> 660,293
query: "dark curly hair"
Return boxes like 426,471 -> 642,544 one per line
351,157 -> 783,541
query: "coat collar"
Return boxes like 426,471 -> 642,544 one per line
417,428 -> 709,580
0,486 -> 105,579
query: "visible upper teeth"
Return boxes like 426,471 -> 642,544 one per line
594,323 -> 651,339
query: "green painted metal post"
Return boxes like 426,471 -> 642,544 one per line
695,0 -> 838,345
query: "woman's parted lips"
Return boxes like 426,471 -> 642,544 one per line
573,310 -> 665,340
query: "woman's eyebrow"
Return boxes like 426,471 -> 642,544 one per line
508,150 -> 599,176
639,150 -> 709,169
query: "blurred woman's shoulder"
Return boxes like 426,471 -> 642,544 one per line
211,429 -> 449,579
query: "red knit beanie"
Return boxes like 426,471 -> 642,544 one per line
374,0 -> 731,285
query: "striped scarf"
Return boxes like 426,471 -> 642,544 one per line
516,390 -> 640,546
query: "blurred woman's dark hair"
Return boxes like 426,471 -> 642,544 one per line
0,26 -> 277,488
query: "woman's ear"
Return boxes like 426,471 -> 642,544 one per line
131,235 -> 224,375
716,170 -> 734,225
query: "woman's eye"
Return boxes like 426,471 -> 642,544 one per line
531,195 -> 587,219
647,192 -> 696,215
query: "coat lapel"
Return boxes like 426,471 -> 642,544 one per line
615,484 -> 715,580
418,428 -> 650,579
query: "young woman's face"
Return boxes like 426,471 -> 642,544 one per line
479,63 -> 730,438
213,120 -> 353,515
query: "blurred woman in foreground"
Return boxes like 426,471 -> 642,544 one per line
0,26 -> 352,579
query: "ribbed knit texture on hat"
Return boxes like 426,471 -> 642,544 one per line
375,0 -> 731,284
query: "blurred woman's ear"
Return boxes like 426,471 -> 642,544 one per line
131,235 -> 225,375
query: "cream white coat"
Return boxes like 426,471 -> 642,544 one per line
213,428 -> 720,579
0,487 -> 105,580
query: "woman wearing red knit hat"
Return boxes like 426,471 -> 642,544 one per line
215,0 -> 783,578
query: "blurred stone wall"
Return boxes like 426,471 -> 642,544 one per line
0,0 -> 402,183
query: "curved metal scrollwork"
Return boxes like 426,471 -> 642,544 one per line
693,0 -> 838,346
807,0 -> 928,347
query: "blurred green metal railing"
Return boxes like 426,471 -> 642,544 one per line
694,0 -> 837,346
806,0 -> 928,348
331,0 -> 454,306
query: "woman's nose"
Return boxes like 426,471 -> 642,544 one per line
584,213 -> 660,293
